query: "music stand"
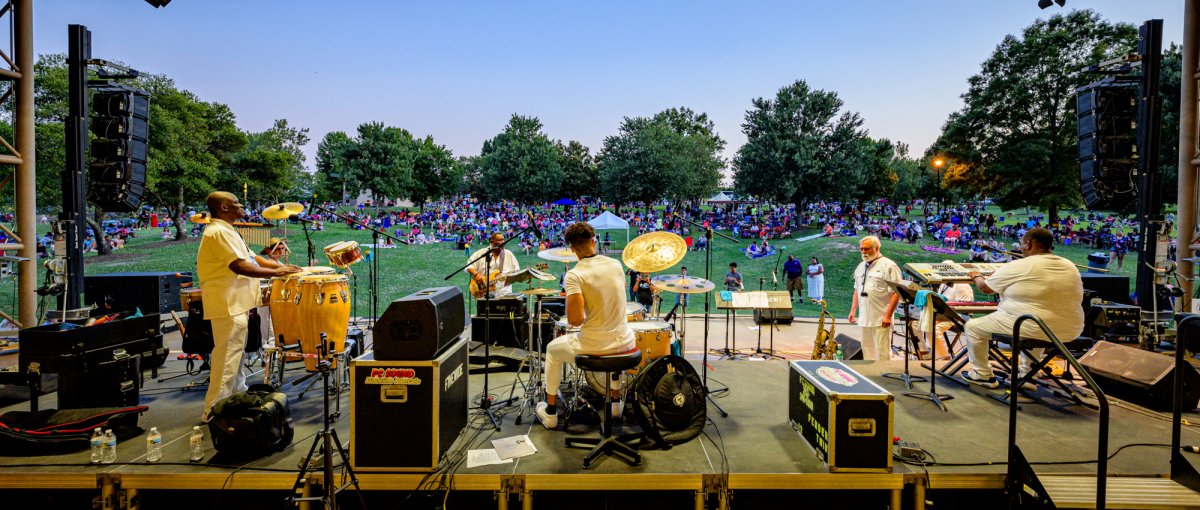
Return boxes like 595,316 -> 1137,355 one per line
909,291 -> 955,411
880,279 -> 927,390
713,292 -> 747,360
749,286 -> 788,360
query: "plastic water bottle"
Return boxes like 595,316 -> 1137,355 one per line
145,427 -> 162,463
835,344 -> 844,361
89,428 -> 104,464
188,426 -> 204,462
101,429 -> 117,464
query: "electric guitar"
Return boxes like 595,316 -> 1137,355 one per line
470,263 -> 549,298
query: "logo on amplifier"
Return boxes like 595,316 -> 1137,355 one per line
366,367 -> 422,385
444,363 -> 463,390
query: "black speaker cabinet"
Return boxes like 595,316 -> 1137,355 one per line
833,334 -> 864,360
1079,340 -> 1200,411
350,339 -> 469,471
375,287 -> 466,361
85,271 -> 192,315
754,308 -> 794,325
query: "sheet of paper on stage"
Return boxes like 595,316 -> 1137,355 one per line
492,434 -> 538,460
731,291 -> 769,308
466,449 -> 514,468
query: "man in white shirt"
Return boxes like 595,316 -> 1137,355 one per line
848,236 -> 901,360
196,192 -> 301,423
467,233 -> 520,296
536,222 -> 635,429
961,228 -> 1084,388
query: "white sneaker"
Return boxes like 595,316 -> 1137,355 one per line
535,402 -> 557,430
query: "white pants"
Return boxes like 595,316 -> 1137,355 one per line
807,275 -> 824,301
545,332 -> 635,397
859,325 -> 892,361
964,311 -> 1044,379
204,313 -> 249,416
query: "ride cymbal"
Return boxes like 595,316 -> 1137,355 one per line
622,231 -> 686,273
651,275 -> 715,294
262,202 -> 305,220
538,247 -> 578,263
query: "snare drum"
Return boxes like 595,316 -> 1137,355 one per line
625,302 -> 646,322
324,241 -> 363,268
273,273 -> 351,371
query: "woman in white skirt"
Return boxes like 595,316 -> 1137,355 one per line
806,256 -> 824,303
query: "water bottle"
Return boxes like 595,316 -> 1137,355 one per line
145,427 -> 162,463
189,426 -> 204,462
89,428 -> 104,464
102,429 -> 117,464
835,344 -> 844,361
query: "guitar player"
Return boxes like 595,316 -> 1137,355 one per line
468,233 -> 521,297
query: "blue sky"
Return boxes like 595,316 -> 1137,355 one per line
33,1 -> 1184,177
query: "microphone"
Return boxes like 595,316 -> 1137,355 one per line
289,214 -> 315,224
528,211 -> 544,239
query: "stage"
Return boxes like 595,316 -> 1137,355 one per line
3,326 -> 1200,510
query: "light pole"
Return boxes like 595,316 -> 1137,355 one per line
932,157 -> 946,215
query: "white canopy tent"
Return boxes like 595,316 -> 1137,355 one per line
587,210 -> 630,247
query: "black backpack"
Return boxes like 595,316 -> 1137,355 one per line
630,355 -> 706,447
208,384 -> 292,456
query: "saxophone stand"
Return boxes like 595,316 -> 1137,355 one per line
288,335 -> 366,510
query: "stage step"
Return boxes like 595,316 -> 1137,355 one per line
1039,475 -> 1200,509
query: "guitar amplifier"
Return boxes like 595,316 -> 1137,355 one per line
349,340 -> 469,471
476,295 -> 526,318
788,360 -> 892,473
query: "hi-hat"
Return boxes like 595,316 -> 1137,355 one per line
623,231 -> 686,273
652,275 -> 715,294
262,202 -> 305,220
538,247 -> 578,263
519,287 -> 560,296
189,212 -> 210,224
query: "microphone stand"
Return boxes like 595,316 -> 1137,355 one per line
444,225 -> 539,430
677,215 -> 738,418
312,205 -> 404,331
299,220 -> 316,267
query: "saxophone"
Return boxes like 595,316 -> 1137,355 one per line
811,299 -> 839,360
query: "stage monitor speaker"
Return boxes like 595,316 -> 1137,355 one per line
1080,273 -> 1132,305
833,334 -> 863,360
374,287 -> 465,361
1079,340 -> 1200,411
754,308 -> 794,325
350,340 -> 468,471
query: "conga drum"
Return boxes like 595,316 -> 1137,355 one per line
292,273 -> 351,371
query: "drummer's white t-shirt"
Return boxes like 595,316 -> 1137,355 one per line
564,255 -> 635,352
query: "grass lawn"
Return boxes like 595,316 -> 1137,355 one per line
1,215 -> 1137,321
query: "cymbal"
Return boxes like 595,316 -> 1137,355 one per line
262,202 -> 305,220
651,275 -> 715,294
622,231 -> 686,273
519,287 -> 560,296
538,247 -> 578,263
189,212 -> 210,224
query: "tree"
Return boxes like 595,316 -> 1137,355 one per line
851,138 -> 900,205
556,140 -> 598,199
314,130 -> 354,202
478,115 -> 562,203
652,107 -> 725,204
932,10 -> 1137,221
733,80 -> 869,210
407,136 -> 459,210
598,108 -> 725,212
346,121 -> 413,209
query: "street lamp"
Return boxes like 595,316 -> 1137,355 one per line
932,157 -> 945,215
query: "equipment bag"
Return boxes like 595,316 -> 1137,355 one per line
630,354 -> 706,447
208,383 -> 293,456
0,406 -> 146,456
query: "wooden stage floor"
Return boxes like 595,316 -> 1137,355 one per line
3,341 -> 1200,509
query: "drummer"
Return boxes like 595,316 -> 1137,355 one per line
468,233 -> 520,296
197,191 -> 301,424
536,222 -> 635,430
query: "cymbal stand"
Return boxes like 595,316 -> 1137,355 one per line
512,293 -> 546,425
680,217 -> 739,418
288,335 -> 365,510
444,225 -> 537,430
